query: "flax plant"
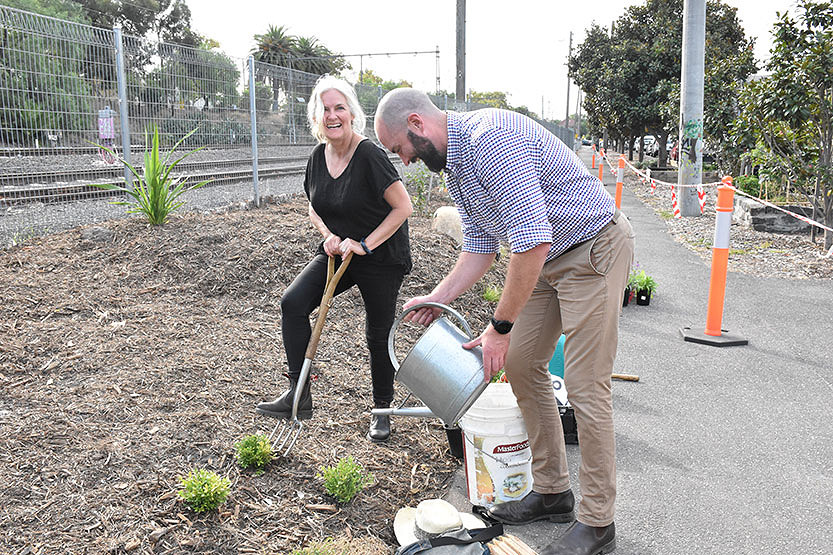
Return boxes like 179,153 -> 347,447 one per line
92,125 -> 211,225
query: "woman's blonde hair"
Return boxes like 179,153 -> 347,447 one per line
306,75 -> 366,143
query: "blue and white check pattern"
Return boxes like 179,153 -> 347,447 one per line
444,109 -> 615,260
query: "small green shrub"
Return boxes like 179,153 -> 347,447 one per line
734,175 -> 760,197
317,456 -> 373,504
630,269 -> 657,293
91,124 -> 212,225
178,468 -> 231,513
234,433 -> 273,471
406,162 -> 434,216
482,285 -> 502,302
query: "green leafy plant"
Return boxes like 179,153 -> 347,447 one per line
234,433 -> 273,471
734,175 -> 761,197
178,468 -> 231,513
630,269 -> 657,293
627,263 -> 641,289
317,456 -> 373,504
405,162 -> 434,216
91,125 -> 211,225
482,285 -> 502,302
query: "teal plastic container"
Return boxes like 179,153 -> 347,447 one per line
548,334 -> 566,378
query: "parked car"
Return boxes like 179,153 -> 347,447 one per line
581,138 -> 591,146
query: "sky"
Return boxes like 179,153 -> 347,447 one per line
188,0 -> 799,121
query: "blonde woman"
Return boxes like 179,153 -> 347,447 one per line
257,76 -> 412,443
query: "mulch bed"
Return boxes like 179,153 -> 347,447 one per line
0,188 -> 508,554
2,173 -> 830,554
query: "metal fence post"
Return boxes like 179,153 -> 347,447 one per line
113,26 -> 132,188
288,58 -> 296,144
248,56 -> 260,206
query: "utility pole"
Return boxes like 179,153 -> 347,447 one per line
456,0 -> 466,105
565,31 -> 572,130
678,0 -> 706,216
602,23 -> 613,150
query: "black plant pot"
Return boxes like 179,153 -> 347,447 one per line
444,424 -> 464,459
623,287 -> 631,307
636,289 -> 652,305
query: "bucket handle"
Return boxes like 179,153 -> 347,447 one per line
387,302 -> 474,372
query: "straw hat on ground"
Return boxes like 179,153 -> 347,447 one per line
393,498 -> 486,546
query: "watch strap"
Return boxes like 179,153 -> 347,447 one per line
490,317 -> 513,334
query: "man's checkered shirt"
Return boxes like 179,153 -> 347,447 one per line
443,109 -> 615,261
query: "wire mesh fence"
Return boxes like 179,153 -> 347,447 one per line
0,5 -> 577,248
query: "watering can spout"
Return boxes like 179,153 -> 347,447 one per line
371,406 -> 435,418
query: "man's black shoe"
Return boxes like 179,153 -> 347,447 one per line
541,521 -> 616,555
487,489 -> 575,524
255,377 -> 312,420
367,413 -> 391,443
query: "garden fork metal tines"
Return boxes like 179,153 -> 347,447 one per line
268,252 -> 352,457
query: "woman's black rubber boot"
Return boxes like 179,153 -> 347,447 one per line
367,403 -> 391,443
256,377 -> 312,420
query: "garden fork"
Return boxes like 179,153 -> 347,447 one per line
268,252 -> 352,457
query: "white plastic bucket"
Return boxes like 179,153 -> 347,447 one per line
458,383 -> 533,508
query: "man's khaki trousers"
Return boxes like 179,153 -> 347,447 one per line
504,211 -> 635,526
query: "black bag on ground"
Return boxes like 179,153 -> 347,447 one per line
395,523 -> 503,555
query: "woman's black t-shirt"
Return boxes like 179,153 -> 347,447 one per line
304,139 -> 411,273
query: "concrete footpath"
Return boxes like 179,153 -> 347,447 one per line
442,147 -> 833,554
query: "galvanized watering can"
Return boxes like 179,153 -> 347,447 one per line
372,302 -> 488,426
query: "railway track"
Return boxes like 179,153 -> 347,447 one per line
0,154 -> 401,206
0,155 -> 311,187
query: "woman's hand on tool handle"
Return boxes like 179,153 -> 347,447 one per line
322,233 -> 342,257
463,328 -> 509,382
338,238 -> 366,257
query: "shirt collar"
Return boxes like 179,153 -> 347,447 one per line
445,111 -> 462,173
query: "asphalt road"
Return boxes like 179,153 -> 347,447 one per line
441,147 -> 833,554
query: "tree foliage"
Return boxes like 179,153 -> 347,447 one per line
251,25 -> 348,107
356,70 -> 412,119
469,91 -> 511,110
73,0 -> 201,46
0,3 -> 94,144
570,0 -> 754,167
732,0 -> 833,248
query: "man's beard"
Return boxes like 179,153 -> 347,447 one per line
407,130 -> 446,173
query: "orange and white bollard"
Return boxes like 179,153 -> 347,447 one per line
598,148 -> 605,181
615,156 -> 625,209
592,145 -> 597,169
681,176 -> 748,347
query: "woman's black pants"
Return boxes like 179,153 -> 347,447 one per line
280,254 -> 405,407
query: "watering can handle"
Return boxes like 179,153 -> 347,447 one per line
387,302 -> 474,372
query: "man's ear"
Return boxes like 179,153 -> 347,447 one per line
406,113 -> 424,132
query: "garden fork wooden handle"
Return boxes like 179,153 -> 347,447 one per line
304,252 -> 352,359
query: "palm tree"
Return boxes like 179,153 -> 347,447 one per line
252,25 -> 296,109
292,36 -> 338,101
293,36 -> 334,75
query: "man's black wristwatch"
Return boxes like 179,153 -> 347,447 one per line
490,317 -> 514,334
